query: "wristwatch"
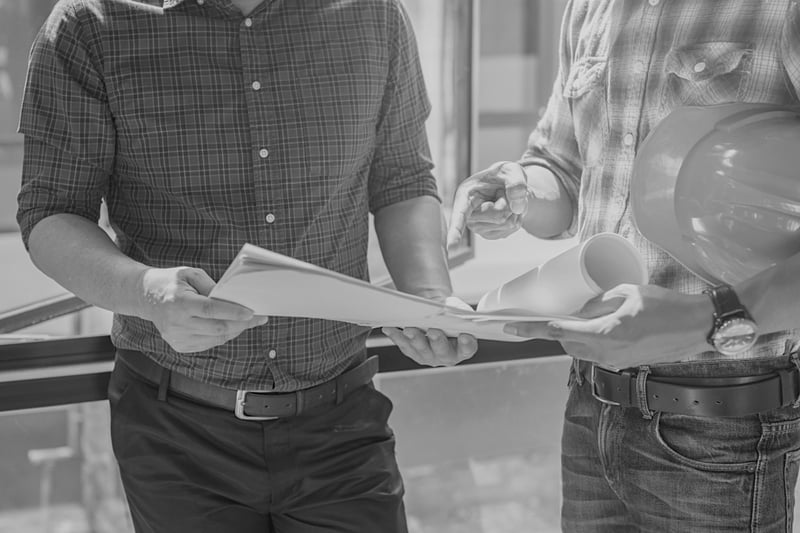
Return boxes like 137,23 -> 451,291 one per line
703,284 -> 758,355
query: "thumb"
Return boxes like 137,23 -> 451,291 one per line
573,292 -> 625,319
181,268 -> 217,296
499,163 -> 528,215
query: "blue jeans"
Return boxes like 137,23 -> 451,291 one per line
562,357 -> 800,532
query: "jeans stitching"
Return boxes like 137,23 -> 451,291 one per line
650,412 -> 758,472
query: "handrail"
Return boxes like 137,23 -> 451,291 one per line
0,291 -> 566,412
0,333 -> 564,412
0,293 -> 91,334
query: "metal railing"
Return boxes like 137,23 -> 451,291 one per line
0,292 -> 564,411
0,293 -> 91,334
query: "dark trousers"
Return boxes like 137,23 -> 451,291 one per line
108,360 -> 407,533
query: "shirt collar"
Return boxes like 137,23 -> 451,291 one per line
162,0 -> 189,8
162,0 -> 253,15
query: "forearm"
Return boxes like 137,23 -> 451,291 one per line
519,164 -> 574,239
373,195 -> 452,300
737,252 -> 800,335
27,213 -> 149,317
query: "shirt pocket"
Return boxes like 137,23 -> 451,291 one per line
661,41 -> 753,109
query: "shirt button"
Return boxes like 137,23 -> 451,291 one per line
623,133 -> 635,146
648,0 -> 659,5
693,61 -> 707,73
251,80 -> 261,91
268,349 -> 277,359
265,213 -> 276,224
259,148 -> 269,158
633,60 -> 646,74
196,0 -> 204,4
244,17 -> 253,27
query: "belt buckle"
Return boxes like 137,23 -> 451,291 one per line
590,365 -> 622,407
235,390 -> 280,421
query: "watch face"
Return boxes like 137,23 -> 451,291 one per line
713,317 -> 758,355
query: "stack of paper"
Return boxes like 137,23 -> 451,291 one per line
209,244 -> 572,342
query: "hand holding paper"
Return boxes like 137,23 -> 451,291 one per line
208,233 -> 647,342
476,233 -> 648,317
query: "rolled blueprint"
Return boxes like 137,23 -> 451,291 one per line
476,233 -> 648,316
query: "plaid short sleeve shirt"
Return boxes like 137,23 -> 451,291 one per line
523,0 -> 800,362
17,0 -> 439,390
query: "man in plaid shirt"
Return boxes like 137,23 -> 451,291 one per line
17,0 -> 477,531
449,1 -> 800,531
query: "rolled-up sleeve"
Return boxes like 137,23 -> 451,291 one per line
367,0 -> 439,213
519,0 -> 583,237
16,1 -> 114,249
782,2 -> 800,97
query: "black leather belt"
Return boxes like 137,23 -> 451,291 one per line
116,349 -> 379,421
588,364 -> 800,417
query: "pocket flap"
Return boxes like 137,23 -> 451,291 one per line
664,42 -> 752,82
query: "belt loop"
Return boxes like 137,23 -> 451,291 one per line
788,342 -> 800,408
635,365 -> 653,419
157,367 -> 171,402
572,358 -> 584,387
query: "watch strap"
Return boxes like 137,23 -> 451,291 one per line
703,284 -> 757,352
703,284 -> 752,321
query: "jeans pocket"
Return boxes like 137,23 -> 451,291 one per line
652,411 -> 759,472
785,449 -> 800,532
107,361 -> 136,410
323,385 -> 393,435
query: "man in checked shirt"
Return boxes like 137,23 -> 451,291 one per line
448,1 -> 800,531
16,0 -> 478,531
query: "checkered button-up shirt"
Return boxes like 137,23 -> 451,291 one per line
523,0 -> 800,362
17,0 -> 438,390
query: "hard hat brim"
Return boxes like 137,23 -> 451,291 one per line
630,103 -> 778,284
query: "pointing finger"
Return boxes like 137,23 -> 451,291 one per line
447,185 -> 480,248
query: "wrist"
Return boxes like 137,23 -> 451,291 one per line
689,291 -> 717,348
702,284 -> 759,355
129,265 -> 156,319
519,163 -> 573,238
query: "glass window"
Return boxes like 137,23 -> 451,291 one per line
0,1 -> 55,233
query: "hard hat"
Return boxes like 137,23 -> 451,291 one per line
631,103 -> 800,285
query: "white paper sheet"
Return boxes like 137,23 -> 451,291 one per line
209,244 -> 570,342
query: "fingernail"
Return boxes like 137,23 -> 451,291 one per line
504,325 -> 518,335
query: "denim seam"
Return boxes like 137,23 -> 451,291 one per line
751,418 -> 774,533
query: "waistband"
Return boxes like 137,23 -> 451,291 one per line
116,349 -> 379,421
577,358 -> 800,417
